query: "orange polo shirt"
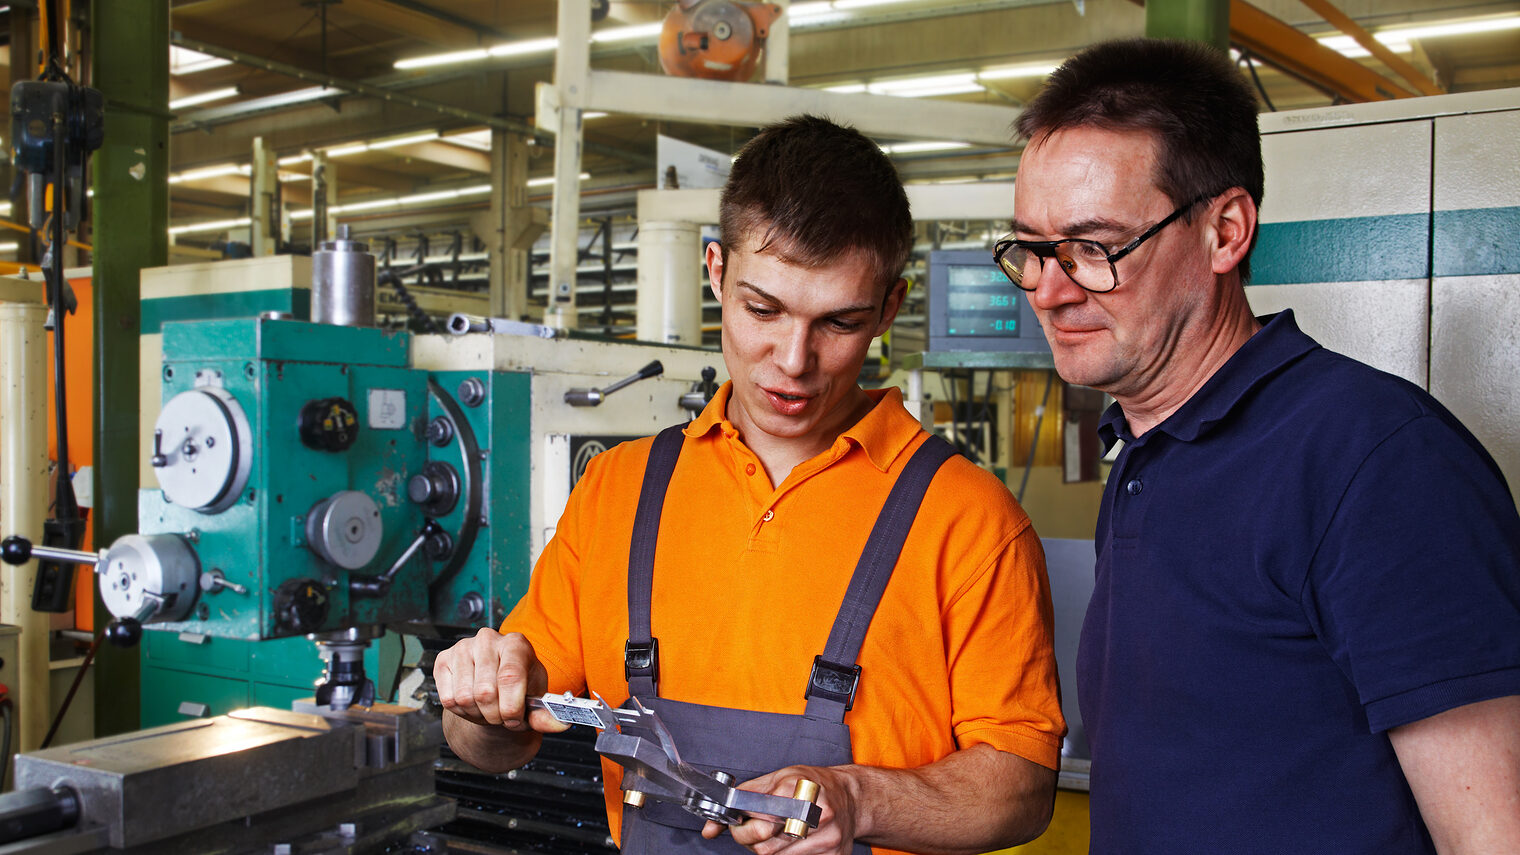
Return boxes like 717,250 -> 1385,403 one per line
502,383 -> 1064,850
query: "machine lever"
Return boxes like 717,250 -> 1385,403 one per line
564,361 -> 665,407
150,429 -> 168,468
350,519 -> 443,598
0,536 -> 105,571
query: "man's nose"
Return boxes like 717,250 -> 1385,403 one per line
774,321 -> 814,377
1024,254 -> 1086,312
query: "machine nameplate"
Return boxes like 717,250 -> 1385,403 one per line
367,388 -> 408,429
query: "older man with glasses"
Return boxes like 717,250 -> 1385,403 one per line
1006,38 -> 1520,855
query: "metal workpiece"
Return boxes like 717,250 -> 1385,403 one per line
11,704 -> 447,853
446,312 -> 563,340
292,700 -> 441,769
312,224 -> 377,328
151,385 -> 253,513
306,491 -> 384,571
529,693 -> 823,834
14,708 -> 363,849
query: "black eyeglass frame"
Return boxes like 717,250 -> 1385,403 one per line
993,194 -> 1213,293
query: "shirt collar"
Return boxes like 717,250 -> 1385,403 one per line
685,382 -> 922,472
1099,309 -> 1319,448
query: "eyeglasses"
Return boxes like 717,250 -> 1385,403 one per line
993,195 -> 1211,293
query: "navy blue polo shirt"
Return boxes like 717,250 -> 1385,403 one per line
1079,310 -> 1520,854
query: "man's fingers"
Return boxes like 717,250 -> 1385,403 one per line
528,707 -> 573,734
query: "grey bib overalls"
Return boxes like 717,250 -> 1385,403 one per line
617,424 -> 956,854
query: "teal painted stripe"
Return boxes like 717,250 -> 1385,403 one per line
1251,213 -> 1429,286
141,289 -> 311,333
1434,206 -> 1520,277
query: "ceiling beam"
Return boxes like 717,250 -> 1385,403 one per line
1295,0 -> 1443,96
340,0 -> 493,49
1230,0 -> 1416,101
388,139 -> 491,173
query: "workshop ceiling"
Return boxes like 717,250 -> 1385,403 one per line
66,0 -> 1520,236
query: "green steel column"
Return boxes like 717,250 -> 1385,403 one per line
1146,0 -> 1230,50
91,0 -> 169,736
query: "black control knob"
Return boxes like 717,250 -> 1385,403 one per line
407,461 -> 461,517
1,536 -> 32,565
298,398 -> 360,453
425,417 -> 455,447
105,618 -> 142,648
273,578 -> 330,634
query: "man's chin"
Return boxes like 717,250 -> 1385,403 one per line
1049,351 -> 1117,391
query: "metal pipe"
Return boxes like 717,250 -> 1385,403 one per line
0,298 -> 53,752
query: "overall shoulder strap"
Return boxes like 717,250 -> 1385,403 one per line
625,424 -> 687,699
804,435 -> 959,721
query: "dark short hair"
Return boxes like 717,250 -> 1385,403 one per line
1015,38 -> 1264,279
719,115 -> 913,291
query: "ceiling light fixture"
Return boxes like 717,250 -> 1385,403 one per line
1318,13 -> 1520,58
590,22 -> 664,43
289,183 -> 493,220
240,86 -> 345,110
168,163 -> 248,184
978,62 -> 1060,80
169,217 -> 252,236
828,72 -> 985,98
368,131 -> 441,150
880,141 -> 971,155
526,172 -> 591,188
170,46 -> 233,75
394,20 -> 656,71
169,86 -> 240,110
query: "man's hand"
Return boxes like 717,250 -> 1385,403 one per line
700,765 -> 860,855
695,745 -> 1054,855
434,628 -> 569,772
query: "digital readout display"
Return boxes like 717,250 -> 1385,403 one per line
944,264 -> 1019,337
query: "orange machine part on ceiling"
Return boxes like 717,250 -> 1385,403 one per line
659,0 -> 783,82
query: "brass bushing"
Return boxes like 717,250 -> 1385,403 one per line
623,789 -> 648,809
783,779 -> 821,838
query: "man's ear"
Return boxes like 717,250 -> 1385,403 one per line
705,241 -> 725,303
1208,188 -> 1257,276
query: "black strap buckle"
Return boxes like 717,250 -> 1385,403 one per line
805,656 -> 861,711
624,637 -> 660,684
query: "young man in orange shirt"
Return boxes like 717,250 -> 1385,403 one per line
435,115 -> 1064,855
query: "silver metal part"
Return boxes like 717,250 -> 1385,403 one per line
565,360 -> 665,407
526,693 -> 822,832
152,386 -> 254,513
305,491 -> 384,570
98,534 -> 201,624
312,224 -> 377,328
12,704 -> 448,852
446,313 -> 562,339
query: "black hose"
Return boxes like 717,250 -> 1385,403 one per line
378,265 -> 442,333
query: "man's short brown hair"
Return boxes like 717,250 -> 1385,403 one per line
719,115 -> 913,291
1016,39 -> 1264,279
